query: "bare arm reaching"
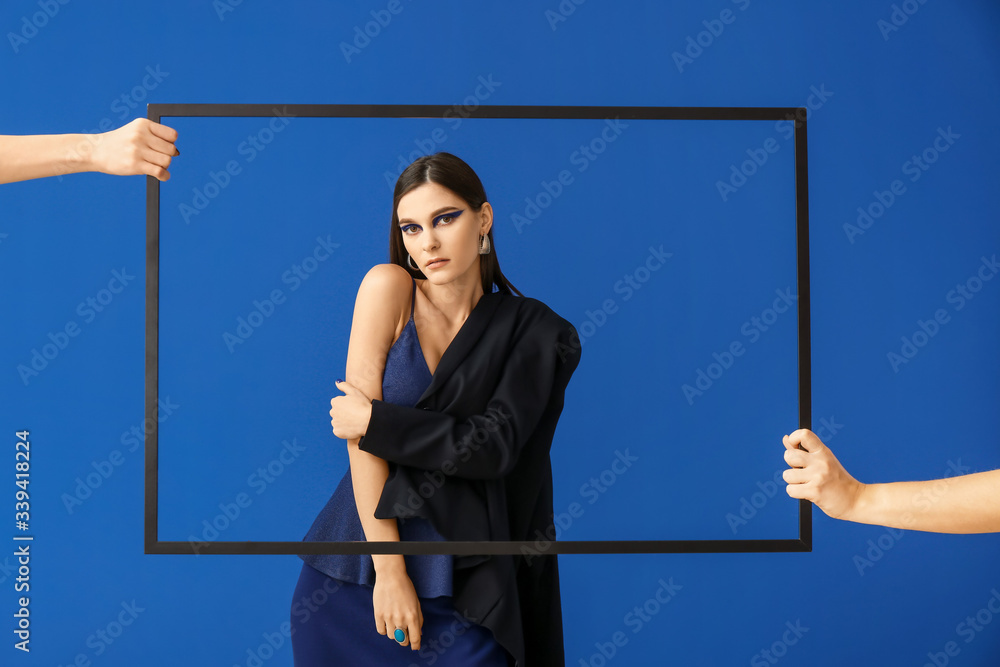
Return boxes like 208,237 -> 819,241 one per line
0,118 -> 179,184
782,428 -> 1000,534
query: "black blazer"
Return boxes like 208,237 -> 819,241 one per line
358,289 -> 582,667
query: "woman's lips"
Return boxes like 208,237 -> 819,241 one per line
426,259 -> 449,269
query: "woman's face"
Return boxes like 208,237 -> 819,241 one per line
396,181 -> 492,285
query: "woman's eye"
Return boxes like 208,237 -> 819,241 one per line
436,210 -> 462,225
402,210 -> 461,234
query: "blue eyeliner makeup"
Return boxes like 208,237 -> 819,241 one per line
432,209 -> 463,224
401,209 -> 464,234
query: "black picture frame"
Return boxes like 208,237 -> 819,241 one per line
145,103 -> 812,556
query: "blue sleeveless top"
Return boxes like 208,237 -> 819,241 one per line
299,274 -> 454,598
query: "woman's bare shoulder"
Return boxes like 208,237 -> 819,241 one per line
354,263 -> 412,337
360,263 -> 412,293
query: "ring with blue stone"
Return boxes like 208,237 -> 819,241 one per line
393,627 -> 406,643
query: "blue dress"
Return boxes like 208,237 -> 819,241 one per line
291,274 -> 511,666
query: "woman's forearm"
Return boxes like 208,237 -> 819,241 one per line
0,134 -> 95,184
346,436 -> 406,575
844,469 -> 1000,534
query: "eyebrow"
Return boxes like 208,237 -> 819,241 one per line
398,206 -> 461,226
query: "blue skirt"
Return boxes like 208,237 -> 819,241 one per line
290,563 -> 511,666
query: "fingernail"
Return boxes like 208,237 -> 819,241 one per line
336,378 -> 342,383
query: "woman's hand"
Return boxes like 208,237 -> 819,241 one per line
782,428 -> 865,520
372,566 -> 423,651
87,118 -> 180,181
329,379 -> 374,441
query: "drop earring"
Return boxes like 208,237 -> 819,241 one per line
479,234 -> 491,255
407,253 -> 419,270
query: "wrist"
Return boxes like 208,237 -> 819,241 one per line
842,480 -> 871,523
66,133 -> 98,172
372,554 -> 406,577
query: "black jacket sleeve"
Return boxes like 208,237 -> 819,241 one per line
357,312 -> 577,480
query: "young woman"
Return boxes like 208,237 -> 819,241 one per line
291,152 -> 582,666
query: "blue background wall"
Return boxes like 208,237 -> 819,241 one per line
2,0 -> 999,665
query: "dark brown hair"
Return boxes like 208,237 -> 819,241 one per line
388,152 -> 522,296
